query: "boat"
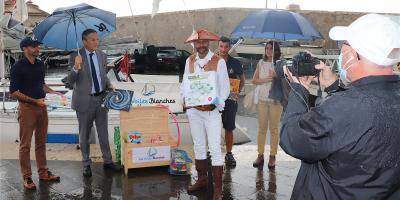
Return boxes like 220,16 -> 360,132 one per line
0,70 -> 252,146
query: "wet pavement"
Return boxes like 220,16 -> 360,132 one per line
0,145 -> 300,200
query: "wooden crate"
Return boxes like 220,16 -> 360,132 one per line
120,107 -> 175,174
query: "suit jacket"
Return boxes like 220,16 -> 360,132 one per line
67,48 -> 112,112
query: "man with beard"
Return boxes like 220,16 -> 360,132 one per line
180,29 -> 230,200
10,37 -> 62,190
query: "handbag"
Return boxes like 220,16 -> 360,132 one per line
243,89 -> 257,112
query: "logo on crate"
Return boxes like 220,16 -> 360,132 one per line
128,131 -> 142,144
147,147 -> 158,157
149,135 -> 165,144
132,146 -> 171,163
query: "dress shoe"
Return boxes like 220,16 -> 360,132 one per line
103,163 -> 122,172
83,166 -> 92,177
39,171 -> 60,182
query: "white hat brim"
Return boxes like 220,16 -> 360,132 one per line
329,26 -> 349,41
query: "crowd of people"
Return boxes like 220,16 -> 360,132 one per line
8,13 -> 400,200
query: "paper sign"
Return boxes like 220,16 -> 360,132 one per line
45,93 -> 71,109
132,146 -> 171,163
185,71 -> 218,107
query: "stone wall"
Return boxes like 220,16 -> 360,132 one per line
108,8 -> 389,52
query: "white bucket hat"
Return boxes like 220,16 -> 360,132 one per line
329,14 -> 400,66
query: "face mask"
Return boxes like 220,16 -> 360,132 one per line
337,52 -> 354,86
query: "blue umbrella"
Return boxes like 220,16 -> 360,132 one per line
231,10 -> 323,41
33,3 -> 116,50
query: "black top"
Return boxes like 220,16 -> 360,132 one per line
226,55 -> 243,79
280,75 -> 400,200
9,57 -> 46,99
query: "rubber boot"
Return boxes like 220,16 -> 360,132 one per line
212,166 -> 223,200
188,159 -> 208,193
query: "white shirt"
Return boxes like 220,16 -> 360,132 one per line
85,49 -> 103,93
180,50 -> 230,109
257,60 -> 274,101
72,49 -> 103,94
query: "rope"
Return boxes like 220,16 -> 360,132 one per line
126,0 -> 142,42
156,104 -> 181,148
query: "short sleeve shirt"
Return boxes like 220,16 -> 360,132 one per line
226,56 -> 243,79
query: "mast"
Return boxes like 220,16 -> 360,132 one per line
0,0 -> 5,82
1,0 -> 6,113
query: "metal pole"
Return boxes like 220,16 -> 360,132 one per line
0,0 -> 6,113
0,29 -> 4,81
265,0 -> 268,8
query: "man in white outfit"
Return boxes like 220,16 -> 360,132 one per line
180,29 -> 230,200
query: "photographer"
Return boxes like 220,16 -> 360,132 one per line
280,14 -> 400,199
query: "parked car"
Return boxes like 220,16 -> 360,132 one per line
155,49 -> 190,72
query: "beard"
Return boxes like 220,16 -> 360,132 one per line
196,47 -> 208,54
32,51 -> 39,57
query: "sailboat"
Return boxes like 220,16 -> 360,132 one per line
141,83 -> 155,96
0,0 -> 252,147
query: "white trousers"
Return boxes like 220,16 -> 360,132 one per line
187,108 -> 223,166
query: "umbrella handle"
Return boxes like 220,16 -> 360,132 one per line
76,50 -> 81,69
72,11 -> 81,62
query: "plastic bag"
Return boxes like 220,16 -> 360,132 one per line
169,148 -> 192,175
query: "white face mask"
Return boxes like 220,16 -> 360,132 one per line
337,50 -> 356,86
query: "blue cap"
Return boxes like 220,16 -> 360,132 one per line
20,37 -> 42,50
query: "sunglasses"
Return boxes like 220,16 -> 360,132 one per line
337,41 -> 350,50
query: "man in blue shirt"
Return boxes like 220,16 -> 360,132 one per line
10,37 -> 61,190
217,36 -> 245,167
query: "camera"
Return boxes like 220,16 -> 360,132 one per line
287,52 -> 320,77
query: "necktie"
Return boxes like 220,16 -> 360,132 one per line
89,53 -> 100,93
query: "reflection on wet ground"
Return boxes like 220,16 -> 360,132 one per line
0,146 -> 300,200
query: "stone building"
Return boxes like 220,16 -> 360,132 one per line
110,8 -> 396,51
4,0 -> 48,28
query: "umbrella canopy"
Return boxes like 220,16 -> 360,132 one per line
231,10 -> 323,41
33,3 -> 116,50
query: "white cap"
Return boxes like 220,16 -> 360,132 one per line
329,14 -> 400,66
